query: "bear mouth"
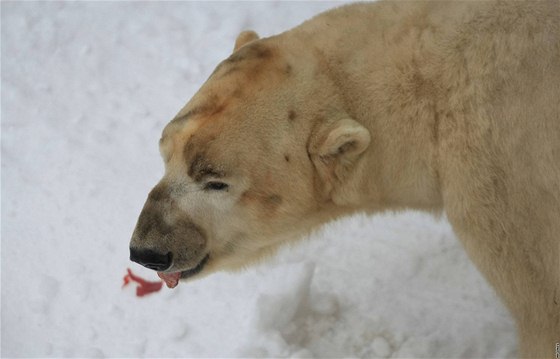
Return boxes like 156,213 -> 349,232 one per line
157,254 -> 209,288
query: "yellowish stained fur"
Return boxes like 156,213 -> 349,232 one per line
131,2 -> 559,357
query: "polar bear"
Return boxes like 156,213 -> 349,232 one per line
129,1 -> 560,357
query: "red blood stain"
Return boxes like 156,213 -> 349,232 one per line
122,268 -> 163,297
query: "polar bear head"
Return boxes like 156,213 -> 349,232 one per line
129,31 -> 370,287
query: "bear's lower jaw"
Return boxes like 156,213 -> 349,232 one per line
180,254 -> 210,279
158,254 -> 210,288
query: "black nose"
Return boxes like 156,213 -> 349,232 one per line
129,248 -> 172,271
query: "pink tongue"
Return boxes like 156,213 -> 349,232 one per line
157,272 -> 181,289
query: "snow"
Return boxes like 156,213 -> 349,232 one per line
1,2 -> 516,358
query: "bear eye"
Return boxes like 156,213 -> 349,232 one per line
204,181 -> 229,191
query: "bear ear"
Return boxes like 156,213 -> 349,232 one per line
233,30 -> 260,52
308,118 -> 371,193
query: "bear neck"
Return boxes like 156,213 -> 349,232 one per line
286,2 -> 448,215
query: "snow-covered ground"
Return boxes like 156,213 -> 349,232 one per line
1,2 -> 516,358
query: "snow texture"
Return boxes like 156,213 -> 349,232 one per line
2,2 -> 516,358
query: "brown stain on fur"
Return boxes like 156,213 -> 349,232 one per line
227,43 -> 273,63
288,110 -> 297,122
285,64 -> 293,76
186,148 -> 226,182
172,93 -> 229,125
213,41 -> 292,87
147,182 -> 169,202
137,183 -> 173,238
181,122 -> 228,183
213,43 -> 275,79
240,190 -> 283,215
264,194 -> 283,210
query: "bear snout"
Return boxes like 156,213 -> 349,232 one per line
129,184 -> 209,273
